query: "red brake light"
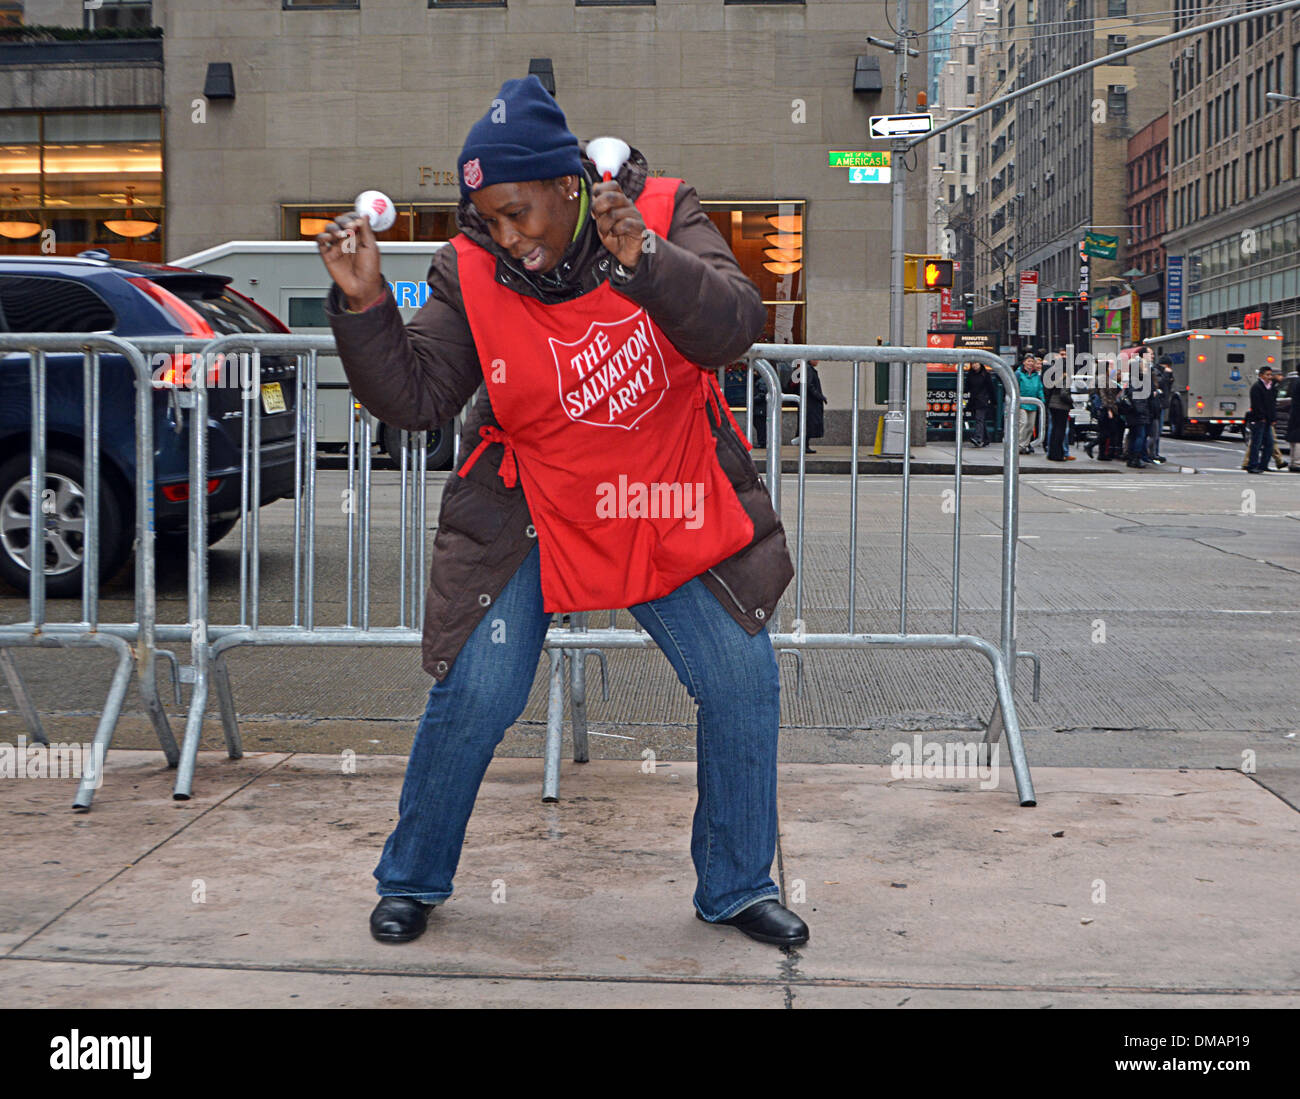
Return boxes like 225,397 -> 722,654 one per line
130,278 -> 218,391
161,479 -> 221,502
128,277 -> 215,338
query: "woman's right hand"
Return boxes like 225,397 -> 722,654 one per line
316,211 -> 386,312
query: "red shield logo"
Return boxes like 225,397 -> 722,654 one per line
462,158 -> 484,190
548,309 -> 669,430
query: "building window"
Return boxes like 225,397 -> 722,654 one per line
0,111 -> 163,260
1107,0 -> 1127,13
702,203 -> 806,342
1107,35 -> 1128,59
949,185 -> 956,204
960,154 -> 968,174
1107,86 -> 1128,117
966,75 -> 975,95
85,1 -> 153,27
939,134 -> 947,153
966,46 -> 975,65
284,1 -> 360,8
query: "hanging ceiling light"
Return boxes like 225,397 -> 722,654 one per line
764,247 -> 802,263
764,233 -> 802,250
102,186 -> 160,239
763,261 -> 801,275
766,213 -> 802,233
0,188 -> 41,240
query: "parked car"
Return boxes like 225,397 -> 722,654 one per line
0,251 -> 298,597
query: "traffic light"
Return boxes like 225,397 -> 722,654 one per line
903,254 -> 955,293
964,293 -> 975,329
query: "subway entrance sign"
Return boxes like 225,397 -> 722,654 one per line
829,150 -> 891,168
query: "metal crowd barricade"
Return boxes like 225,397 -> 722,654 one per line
0,334 -> 179,809
22,332 -> 1037,807
547,346 -> 1039,806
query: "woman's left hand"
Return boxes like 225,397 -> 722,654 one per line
592,180 -> 649,270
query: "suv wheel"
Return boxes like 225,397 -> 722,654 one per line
0,451 -> 128,598
381,421 -> 455,470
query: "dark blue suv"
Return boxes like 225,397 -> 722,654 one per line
0,253 -> 298,597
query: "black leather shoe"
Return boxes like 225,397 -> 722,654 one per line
370,896 -> 431,943
697,899 -> 809,946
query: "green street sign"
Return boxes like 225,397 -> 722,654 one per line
1083,232 -> 1119,259
829,150 -> 891,168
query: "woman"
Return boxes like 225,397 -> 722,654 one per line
1043,354 -> 1074,461
964,361 -> 995,447
316,76 -> 804,948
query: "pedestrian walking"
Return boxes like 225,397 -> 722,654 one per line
1120,370 -> 1154,467
316,76 -> 806,948
1044,353 -> 1074,461
1016,355 -> 1043,454
1286,373 -> 1300,471
1147,354 -> 1172,464
1245,365 -> 1279,473
783,358 -> 827,453
965,361 -> 996,447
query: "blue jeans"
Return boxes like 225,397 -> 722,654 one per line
373,544 -> 782,922
1247,421 -> 1271,471
1148,410 -> 1163,458
1128,421 -> 1148,462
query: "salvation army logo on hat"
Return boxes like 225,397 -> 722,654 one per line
463,158 -> 484,190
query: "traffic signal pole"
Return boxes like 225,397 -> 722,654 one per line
882,0 -> 911,458
873,0 -> 1300,451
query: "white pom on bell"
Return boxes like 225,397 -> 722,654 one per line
586,136 -> 630,181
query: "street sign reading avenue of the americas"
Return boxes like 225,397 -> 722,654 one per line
829,150 -> 891,167
869,114 -> 934,139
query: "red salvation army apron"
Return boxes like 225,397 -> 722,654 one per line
452,176 -> 756,613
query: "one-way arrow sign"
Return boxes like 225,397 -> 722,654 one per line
869,113 -> 933,139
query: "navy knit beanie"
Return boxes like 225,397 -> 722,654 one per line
457,76 -> 584,200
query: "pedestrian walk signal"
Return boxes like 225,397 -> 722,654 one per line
904,255 -> 954,293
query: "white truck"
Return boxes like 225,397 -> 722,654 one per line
169,240 -> 457,466
1143,327 -> 1284,439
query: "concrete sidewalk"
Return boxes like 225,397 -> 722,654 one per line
2,749 -> 1296,1009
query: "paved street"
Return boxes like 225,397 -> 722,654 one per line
2,453 -> 1297,803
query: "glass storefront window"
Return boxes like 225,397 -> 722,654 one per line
0,110 -> 163,260
702,200 -> 806,343
283,202 -> 457,243
281,198 -> 808,345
